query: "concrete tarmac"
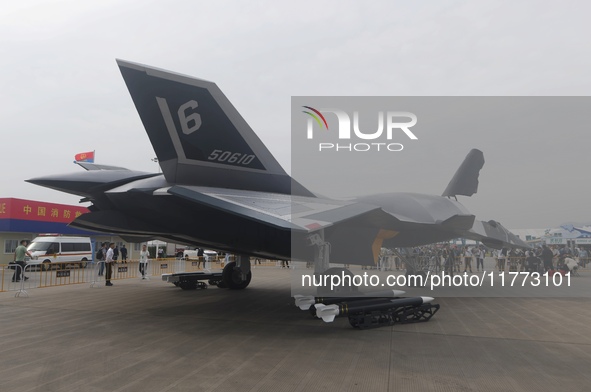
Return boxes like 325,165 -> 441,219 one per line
1,267 -> 590,392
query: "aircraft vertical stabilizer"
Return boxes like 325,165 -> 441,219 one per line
441,149 -> 485,198
117,59 -> 313,196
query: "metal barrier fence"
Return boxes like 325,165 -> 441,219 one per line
0,264 -> 29,296
0,256 -> 287,295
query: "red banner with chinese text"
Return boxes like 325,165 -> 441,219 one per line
0,198 -> 89,224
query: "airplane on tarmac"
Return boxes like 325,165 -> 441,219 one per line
28,60 -> 528,291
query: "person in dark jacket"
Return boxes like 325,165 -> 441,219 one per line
120,244 -> 128,263
541,244 -> 554,271
197,248 -> 204,268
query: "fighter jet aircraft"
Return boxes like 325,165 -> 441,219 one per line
28,60 -> 528,289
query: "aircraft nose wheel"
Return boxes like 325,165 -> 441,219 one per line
222,261 -> 252,289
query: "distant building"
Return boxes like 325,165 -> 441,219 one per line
510,225 -> 591,248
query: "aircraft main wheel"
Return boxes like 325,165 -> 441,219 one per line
222,261 -> 251,290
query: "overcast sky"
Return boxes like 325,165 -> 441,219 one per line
1,0 -> 590,229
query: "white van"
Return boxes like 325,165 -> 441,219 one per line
182,248 -> 217,262
27,236 -> 92,269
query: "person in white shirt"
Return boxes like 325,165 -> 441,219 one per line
463,246 -> 473,273
105,243 -> 115,286
139,244 -> 149,279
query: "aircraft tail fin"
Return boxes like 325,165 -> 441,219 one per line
117,60 -> 313,196
441,149 -> 485,198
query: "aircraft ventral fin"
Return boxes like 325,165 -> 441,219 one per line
117,59 -> 311,196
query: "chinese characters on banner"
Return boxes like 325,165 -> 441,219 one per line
0,198 -> 89,224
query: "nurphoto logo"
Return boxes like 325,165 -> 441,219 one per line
302,106 -> 418,152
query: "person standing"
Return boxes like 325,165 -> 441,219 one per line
579,247 -> 588,268
498,248 -> 507,272
463,246 -> 473,273
452,246 -> 461,272
105,242 -> 115,286
541,244 -> 554,272
442,244 -> 454,277
197,248 -> 204,268
97,242 -> 107,276
120,244 -> 128,263
139,244 -> 149,279
13,239 -> 32,282
475,246 -> 484,272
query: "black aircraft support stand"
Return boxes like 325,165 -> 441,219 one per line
347,303 -> 440,329
164,271 -> 223,290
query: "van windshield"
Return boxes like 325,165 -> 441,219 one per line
28,242 -> 52,252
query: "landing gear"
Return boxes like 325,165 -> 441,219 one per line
222,260 -> 252,290
162,256 -> 252,290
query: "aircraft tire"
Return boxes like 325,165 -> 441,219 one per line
222,261 -> 252,290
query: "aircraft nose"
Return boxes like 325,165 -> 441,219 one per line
26,173 -> 102,196
27,170 -> 158,197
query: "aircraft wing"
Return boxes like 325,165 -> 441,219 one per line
167,185 -> 388,233
166,186 -> 486,265
460,219 -> 530,249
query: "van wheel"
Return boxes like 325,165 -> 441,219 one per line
80,258 -> 88,268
